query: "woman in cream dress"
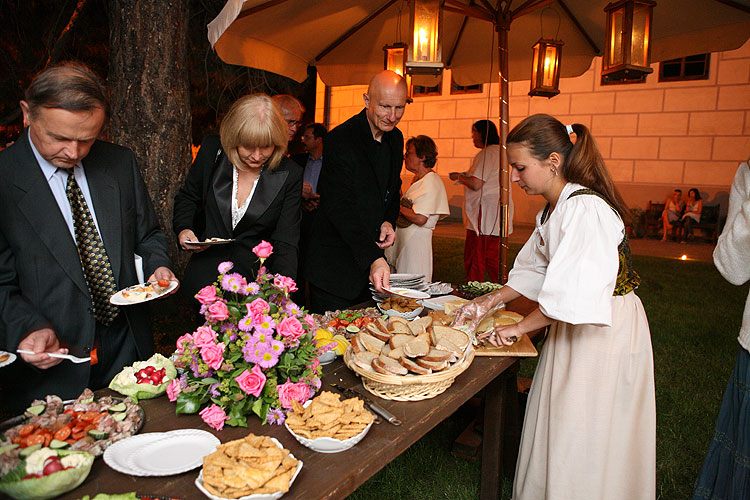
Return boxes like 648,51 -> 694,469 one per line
455,114 -> 655,500
386,135 -> 449,281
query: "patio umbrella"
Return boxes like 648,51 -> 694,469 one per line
208,0 -> 750,280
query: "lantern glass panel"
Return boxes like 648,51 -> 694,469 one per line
631,3 -> 651,67
543,45 -> 559,86
530,44 -> 541,83
386,47 -> 406,76
412,0 -> 440,63
609,7 -> 624,66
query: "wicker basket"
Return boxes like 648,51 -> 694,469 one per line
343,345 -> 475,401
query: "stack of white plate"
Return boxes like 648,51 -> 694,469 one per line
371,273 -> 428,302
103,428 -> 220,476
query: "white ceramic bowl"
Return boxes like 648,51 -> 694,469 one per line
317,350 -> 336,365
376,303 -> 424,320
194,437 -> 302,500
284,401 -> 374,453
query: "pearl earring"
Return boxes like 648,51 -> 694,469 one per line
551,167 -> 558,176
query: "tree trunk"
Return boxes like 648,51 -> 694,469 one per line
107,0 -> 192,272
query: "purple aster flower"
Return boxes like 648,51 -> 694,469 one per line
254,315 -> 276,336
266,408 -> 286,425
218,261 -> 234,274
209,383 -> 221,398
310,376 -> 322,390
246,282 -> 260,295
269,338 -> 285,356
284,302 -> 301,317
238,313 -> 254,332
221,272 -> 246,293
242,341 -> 261,363
179,372 -> 189,389
257,344 -> 279,369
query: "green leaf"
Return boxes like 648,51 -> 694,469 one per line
175,391 -> 205,414
199,377 -> 219,385
251,397 -> 264,418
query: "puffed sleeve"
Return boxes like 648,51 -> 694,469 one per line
507,225 -> 547,300
714,163 -> 750,286
538,196 -> 623,326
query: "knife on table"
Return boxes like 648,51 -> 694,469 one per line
330,383 -> 402,426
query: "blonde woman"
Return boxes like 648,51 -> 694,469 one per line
173,94 -> 302,297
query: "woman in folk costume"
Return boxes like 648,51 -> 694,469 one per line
386,135 -> 449,281
454,114 -> 655,499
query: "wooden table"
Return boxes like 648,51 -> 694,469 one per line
59,297 -> 539,500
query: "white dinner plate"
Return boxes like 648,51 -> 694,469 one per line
389,273 -> 425,281
110,280 -> 178,305
125,429 -> 220,476
382,287 -> 431,299
0,351 -> 16,369
184,238 -> 235,246
103,432 -> 167,475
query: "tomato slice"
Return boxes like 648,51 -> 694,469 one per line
54,426 -> 72,441
18,424 -> 36,437
25,434 -> 45,446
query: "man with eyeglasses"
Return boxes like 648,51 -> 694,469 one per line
271,94 -> 304,145
305,70 -> 408,313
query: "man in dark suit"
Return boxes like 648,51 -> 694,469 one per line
305,71 -> 408,313
0,62 -> 176,410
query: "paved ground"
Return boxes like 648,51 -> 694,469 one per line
434,221 -> 715,263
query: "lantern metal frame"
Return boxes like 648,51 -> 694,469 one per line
602,0 -> 656,81
383,42 -> 408,76
528,38 -> 564,98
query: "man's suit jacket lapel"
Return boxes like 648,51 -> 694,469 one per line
234,166 -> 288,234
83,156 -> 122,281
12,134 -> 89,295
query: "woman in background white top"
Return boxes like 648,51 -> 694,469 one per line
454,114 -> 655,500
386,135 -> 449,281
449,120 -> 513,283
692,159 -> 750,500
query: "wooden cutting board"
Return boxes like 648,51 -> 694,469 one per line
474,333 -> 538,357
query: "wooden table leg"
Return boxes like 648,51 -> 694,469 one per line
480,359 -> 520,500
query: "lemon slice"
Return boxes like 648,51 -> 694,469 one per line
315,327 -> 333,340
331,334 -> 350,355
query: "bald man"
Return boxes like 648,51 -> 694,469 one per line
305,71 -> 408,313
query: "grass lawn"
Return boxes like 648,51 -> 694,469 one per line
153,236 -> 748,500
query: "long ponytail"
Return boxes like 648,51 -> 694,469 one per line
507,114 -> 632,224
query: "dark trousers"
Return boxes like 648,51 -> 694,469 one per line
309,284 -> 371,314
89,313 -> 138,390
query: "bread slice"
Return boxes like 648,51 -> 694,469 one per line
380,343 -> 392,356
354,351 -> 378,371
365,322 -> 392,342
358,332 -> 386,353
389,316 -> 410,326
387,346 -> 405,360
435,337 -> 463,357
415,357 -> 448,371
496,311 -> 524,322
373,355 -> 408,375
399,356 -> 432,375
375,317 -> 390,333
407,316 -> 433,336
388,321 -> 410,334
415,331 -> 432,347
431,325 -> 470,351
428,310 -> 452,326
421,348 -> 452,363
403,337 -> 430,358
388,334 -> 412,349
443,297 -> 469,315
351,334 -> 366,354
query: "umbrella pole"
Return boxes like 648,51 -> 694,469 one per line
497,18 -> 510,284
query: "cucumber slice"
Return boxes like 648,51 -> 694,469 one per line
49,439 -> 69,449
112,412 -> 127,422
108,403 -> 127,413
0,444 -> 19,455
79,398 -> 94,404
88,429 -> 109,440
26,404 -> 46,416
19,444 -> 42,458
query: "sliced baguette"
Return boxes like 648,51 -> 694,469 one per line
415,357 -> 449,371
358,332 -> 386,353
403,337 -> 430,358
431,325 -> 470,351
420,348 -> 452,363
354,351 -> 378,371
399,356 -> 432,375
365,322 -> 392,342
375,354 -> 408,375
388,334 -> 413,349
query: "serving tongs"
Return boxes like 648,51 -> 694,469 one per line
330,383 -> 401,426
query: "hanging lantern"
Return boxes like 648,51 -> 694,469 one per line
602,0 -> 656,81
529,38 -> 563,97
383,42 -> 408,76
405,0 -> 443,75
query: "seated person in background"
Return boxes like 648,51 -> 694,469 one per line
173,94 -> 302,299
677,188 -> 703,243
385,135 -> 449,281
661,189 -> 684,241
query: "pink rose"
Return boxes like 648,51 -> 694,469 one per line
246,298 -> 270,317
192,326 -> 217,348
302,313 -> 315,327
252,241 -> 273,259
277,379 -> 312,409
277,316 -> 305,341
200,342 -> 225,370
175,333 -> 193,352
199,404 -> 229,431
235,365 -> 267,397
274,275 -> 298,293
206,301 -> 229,322
166,379 -> 181,402
217,261 -> 234,274
195,285 -> 218,305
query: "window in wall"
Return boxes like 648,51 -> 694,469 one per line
659,53 -> 710,82
411,84 -> 441,97
450,79 -> 482,95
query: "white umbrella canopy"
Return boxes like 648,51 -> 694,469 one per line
208,0 -> 750,86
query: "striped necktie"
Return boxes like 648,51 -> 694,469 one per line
65,170 -> 120,325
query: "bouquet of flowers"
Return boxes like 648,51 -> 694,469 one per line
168,241 -> 327,430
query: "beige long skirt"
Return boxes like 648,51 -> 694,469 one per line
513,292 -> 656,500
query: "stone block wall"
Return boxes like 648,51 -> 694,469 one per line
316,39 -> 750,226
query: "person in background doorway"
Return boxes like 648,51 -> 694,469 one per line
449,119 -> 513,283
